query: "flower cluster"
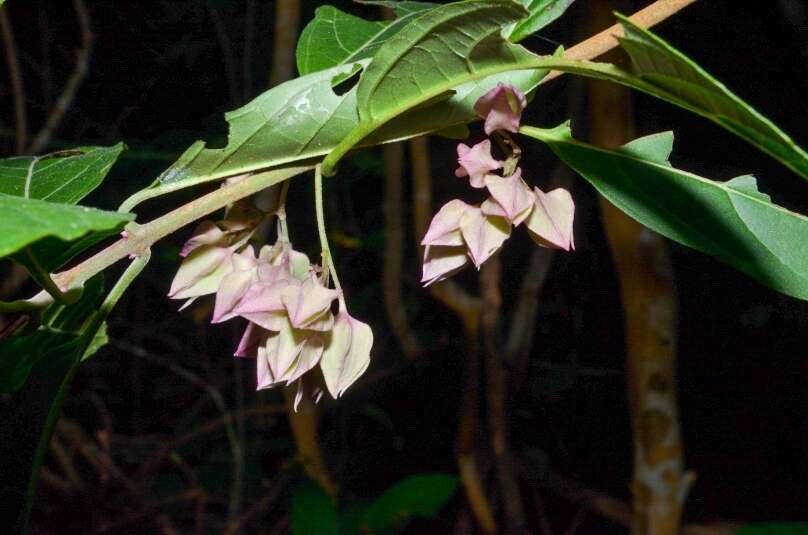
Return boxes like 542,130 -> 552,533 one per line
422,83 -> 576,286
169,203 -> 372,408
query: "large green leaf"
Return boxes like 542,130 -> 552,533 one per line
522,124 -> 808,301
356,0 -> 529,123
296,4 -> 434,77
0,144 -> 124,203
506,0 -> 576,43
321,0 -> 535,174
0,275 -> 107,531
0,193 -> 133,259
124,3 -> 546,208
360,473 -> 459,534
614,16 -> 808,180
0,144 -> 128,272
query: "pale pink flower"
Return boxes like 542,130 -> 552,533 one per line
211,247 -> 258,323
474,83 -> 527,135
169,245 -> 234,301
455,140 -> 503,188
421,245 -> 469,287
525,186 -> 576,251
281,274 -> 341,330
459,206 -> 511,269
180,221 -> 226,257
320,306 -> 373,398
421,199 -> 472,247
421,200 -> 511,282
483,168 -> 534,226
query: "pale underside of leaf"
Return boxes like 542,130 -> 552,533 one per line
523,125 -> 808,301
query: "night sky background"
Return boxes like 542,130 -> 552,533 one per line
1,1 -> 807,533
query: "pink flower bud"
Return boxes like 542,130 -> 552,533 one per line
455,140 -> 503,188
474,83 -> 527,135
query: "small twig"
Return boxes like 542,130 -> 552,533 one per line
269,0 -> 301,87
383,142 -> 422,359
409,136 -> 482,330
544,0 -> 700,83
480,257 -> 526,535
49,433 -> 84,490
224,470 -> 292,535
0,4 -> 27,154
27,0 -> 93,155
136,404 -> 285,480
455,326 -> 497,534
282,385 -> 338,497
112,338 -> 243,526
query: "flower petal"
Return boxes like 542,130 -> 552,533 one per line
421,245 -> 469,287
455,140 -> 502,188
235,322 -> 268,358
525,186 -> 576,251
282,276 -> 340,329
285,333 -> 325,384
169,246 -> 234,300
421,199 -> 472,246
459,206 -> 511,269
484,168 -> 534,226
271,318 -> 309,380
180,221 -> 226,257
320,311 -> 373,398
474,83 -> 527,135
212,248 -> 258,323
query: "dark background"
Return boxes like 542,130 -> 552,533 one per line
1,0 -> 807,533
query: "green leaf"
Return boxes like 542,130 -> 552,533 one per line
322,0 -> 536,174
296,6 -> 386,76
355,1 -> 438,17
506,0 -> 576,43
0,275 -> 106,531
291,483 -> 340,535
0,276 -> 106,393
360,474 -> 459,534
731,524 -> 808,535
0,144 -> 124,203
356,0 -> 529,123
0,193 -> 133,259
522,125 -> 808,301
615,15 -> 808,180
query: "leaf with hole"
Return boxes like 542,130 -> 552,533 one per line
0,144 -> 124,203
506,0 -> 576,43
522,125 -> 808,301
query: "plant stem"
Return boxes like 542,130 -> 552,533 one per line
50,164 -> 312,296
17,252 -> 151,533
313,165 -> 343,301
544,0 -> 699,83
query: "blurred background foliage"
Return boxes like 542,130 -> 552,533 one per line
1,0 -> 807,533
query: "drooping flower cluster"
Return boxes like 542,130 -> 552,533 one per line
169,203 -> 372,408
422,83 -> 576,286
